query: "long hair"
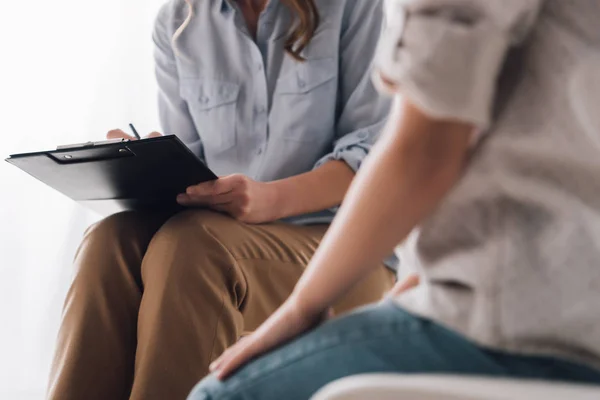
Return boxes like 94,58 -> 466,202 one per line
174,0 -> 320,61
279,0 -> 320,61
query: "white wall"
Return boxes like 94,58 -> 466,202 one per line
0,1 -> 165,398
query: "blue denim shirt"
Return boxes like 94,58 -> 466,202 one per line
153,0 -> 391,227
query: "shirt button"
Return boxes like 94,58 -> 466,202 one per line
257,147 -> 263,155
258,64 -> 263,71
257,106 -> 266,114
298,80 -> 306,88
200,96 -> 209,104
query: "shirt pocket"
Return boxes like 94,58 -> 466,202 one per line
274,57 -> 338,142
179,78 -> 240,152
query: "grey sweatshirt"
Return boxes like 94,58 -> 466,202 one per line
376,0 -> 600,371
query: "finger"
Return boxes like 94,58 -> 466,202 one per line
216,341 -> 260,380
189,175 -> 244,198
107,129 -> 136,140
178,189 -> 236,208
176,193 -> 210,207
212,177 -> 239,195
186,180 -> 218,197
210,346 -> 234,370
209,334 -> 251,373
327,308 -> 335,319
214,301 -> 314,379
186,180 -> 235,198
209,357 -> 224,373
146,131 -> 162,138
208,191 -> 238,207
215,306 -> 302,379
389,274 -> 420,297
375,69 -> 400,93
176,194 -> 194,206
209,341 -> 247,373
209,347 -> 234,373
213,174 -> 248,195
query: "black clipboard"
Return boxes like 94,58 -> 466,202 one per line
5,135 -> 217,216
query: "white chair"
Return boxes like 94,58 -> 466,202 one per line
311,374 -> 600,400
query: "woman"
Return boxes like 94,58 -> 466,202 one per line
47,1 -> 395,399
188,0 -> 600,399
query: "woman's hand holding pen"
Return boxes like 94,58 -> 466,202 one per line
106,128 -> 162,141
178,175 -> 281,224
105,126 -> 280,224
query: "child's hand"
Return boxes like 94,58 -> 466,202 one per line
388,274 -> 420,297
209,297 -> 327,380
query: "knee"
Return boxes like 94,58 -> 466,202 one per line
82,211 -> 144,247
73,211 -> 152,284
187,375 -> 233,400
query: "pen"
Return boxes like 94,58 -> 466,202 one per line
129,123 -> 142,140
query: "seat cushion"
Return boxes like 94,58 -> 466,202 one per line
311,374 -> 600,400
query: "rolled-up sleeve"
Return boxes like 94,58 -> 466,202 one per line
314,0 -> 391,173
373,0 -> 545,129
153,2 -> 204,159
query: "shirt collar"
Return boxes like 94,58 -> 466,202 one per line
220,0 -> 232,13
220,0 -> 277,14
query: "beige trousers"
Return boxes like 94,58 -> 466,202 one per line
47,210 -> 395,400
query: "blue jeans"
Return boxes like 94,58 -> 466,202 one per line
188,300 -> 600,400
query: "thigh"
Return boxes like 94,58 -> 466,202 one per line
144,209 -> 393,334
189,300 -> 508,400
144,210 -> 328,333
209,218 -> 393,332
